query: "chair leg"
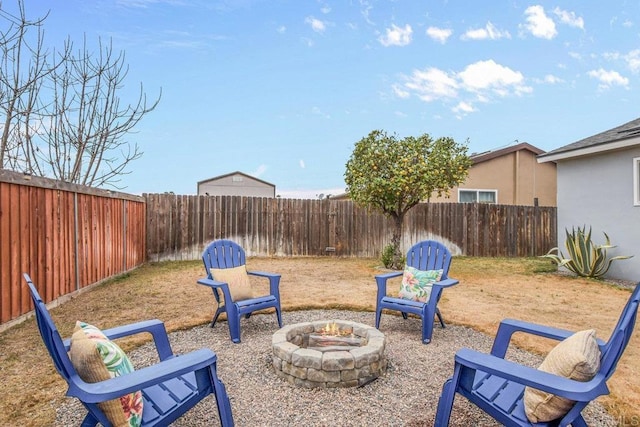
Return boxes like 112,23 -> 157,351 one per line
375,308 -> 382,329
211,306 -> 223,328
434,365 -> 462,427
229,315 -> 241,343
80,413 -> 99,427
210,366 -> 235,427
570,416 -> 588,427
275,307 -> 283,328
436,307 -> 446,328
401,312 -> 408,320
422,311 -> 436,344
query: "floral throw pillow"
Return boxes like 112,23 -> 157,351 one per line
398,266 -> 444,302
69,321 -> 144,427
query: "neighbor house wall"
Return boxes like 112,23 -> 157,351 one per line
197,173 -> 275,197
430,149 -> 557,206
556,147 -> 640,282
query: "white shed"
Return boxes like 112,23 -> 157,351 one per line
197,171 -> 276,197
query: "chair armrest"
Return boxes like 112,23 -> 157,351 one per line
375,271 -> 403,281
432,278 -> 459,289
63,320 -> 175,362
490,318 -> 605,358
66,348 -> 218,403
375,271 -> 403,302
248,271 -> 281,297
454,348 -> 609,401
248,271 -> 280,280
197,278 -> 233,303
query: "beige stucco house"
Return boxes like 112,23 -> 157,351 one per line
197,171 -> 276,197
430,142 -> 557,206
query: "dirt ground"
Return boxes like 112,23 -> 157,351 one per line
0,256 -> 638,426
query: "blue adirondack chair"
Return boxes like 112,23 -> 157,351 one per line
375,240 -> 459,344
24,273 -> 234,427
198,239 -> 283,343
435,283 -> 640,427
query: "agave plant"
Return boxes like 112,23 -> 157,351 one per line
541,225 -> 633,278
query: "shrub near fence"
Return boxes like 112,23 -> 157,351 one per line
144,194 -> 557,261
0,170 -> 146,325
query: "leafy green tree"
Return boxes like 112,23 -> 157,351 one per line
344,130 -> 471,269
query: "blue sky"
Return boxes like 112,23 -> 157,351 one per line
15,1 -> 640,197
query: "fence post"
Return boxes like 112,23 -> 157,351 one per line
73,192 -> 80,291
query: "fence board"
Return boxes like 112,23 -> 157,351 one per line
0,170 -> 145,325
144,194 -> 556,261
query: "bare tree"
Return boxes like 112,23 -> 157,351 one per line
0,1 -> 65,170
0,1 -> 160,189
40,37 -> 160,187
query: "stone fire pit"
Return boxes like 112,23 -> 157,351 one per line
271,320 -> 387,388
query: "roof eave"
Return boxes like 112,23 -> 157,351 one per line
537,137 -> 640,163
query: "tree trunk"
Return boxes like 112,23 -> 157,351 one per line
391,214 -> 404,270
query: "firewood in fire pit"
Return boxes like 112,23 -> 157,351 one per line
308,333 -> 364,348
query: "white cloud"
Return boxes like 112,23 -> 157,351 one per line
587,68 -> 629,89
543,74 -> 564,84
458,60 -> 530,95
452,101 -> 476,115
320,5 -> 331,14
276,25 -> 286,34
553,7 -> 584,29
603,49 -> 640,73
299,160 -> 306,168
311,106 -> 330,118
522,5 -> 557,39
392,84 -> 410,98
379,24 -> 412,47
402,67 -> 458,101
360,0 -> 374,25
305,16 -> 326,33
394,111 -> 407,117
461,22 -> 511,40
426,26 -> 453,44
253,165 -> 267,177
395,59 -> 532,111
625,49 -> 640,73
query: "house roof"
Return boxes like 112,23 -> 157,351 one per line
470,142 -> 545,164
538,116 -> 640,163
197,171 -> 275,188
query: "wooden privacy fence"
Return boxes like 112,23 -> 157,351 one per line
0,170 -> 146,325
145,194 -> 557,262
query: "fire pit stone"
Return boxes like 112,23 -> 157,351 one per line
272,320 -> 387,388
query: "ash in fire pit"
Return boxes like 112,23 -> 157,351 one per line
272,320 -> 387,388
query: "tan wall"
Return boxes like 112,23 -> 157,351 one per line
197,174 -> 275,197
430,150 -> 556,206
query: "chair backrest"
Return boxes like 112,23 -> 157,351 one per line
23,273 -> 77,384
600,283 -> 640,381
202,240 -> 247,276
405,240 -> 453,278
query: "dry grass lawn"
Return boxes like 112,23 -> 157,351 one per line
0,256 -> 638,426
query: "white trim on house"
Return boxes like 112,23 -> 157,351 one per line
458,189 -> 498,203
634,157 -> 640,206
537,138 -> 640,163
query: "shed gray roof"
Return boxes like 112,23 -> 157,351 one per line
538,116 -> 640,162
197,171 -> 275,187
